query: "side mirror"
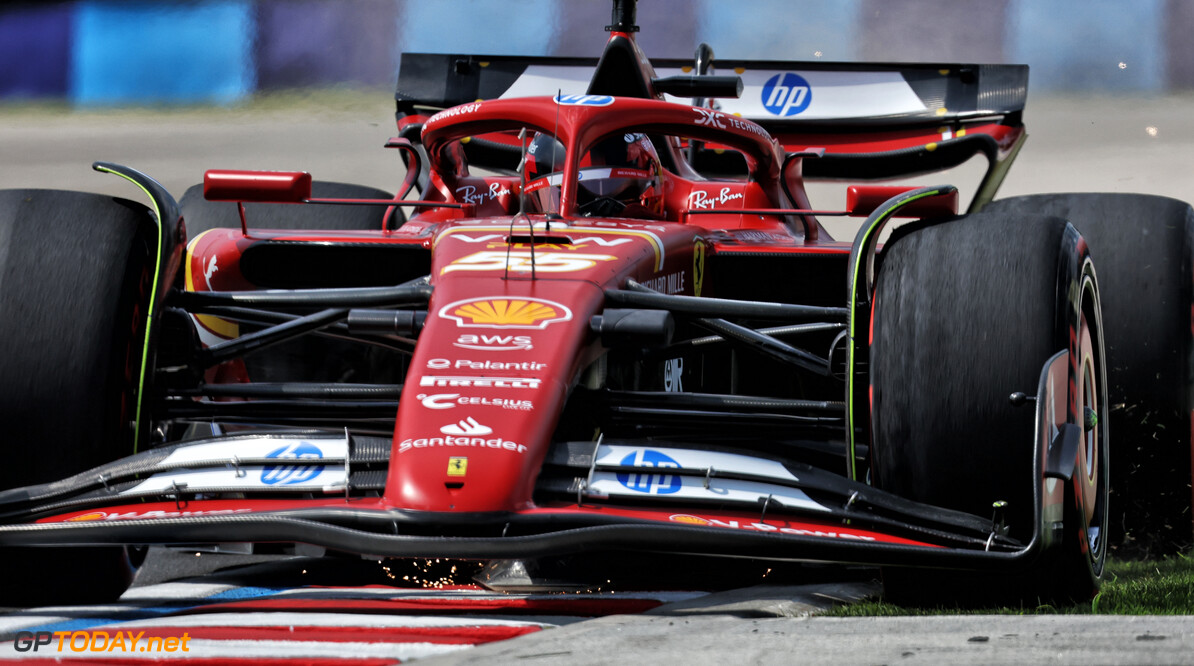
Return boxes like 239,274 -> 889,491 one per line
203,170 -> 313,203
846,185 -> 958,218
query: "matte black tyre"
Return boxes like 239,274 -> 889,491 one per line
984,193 -> 1194,556
0,189 -> 156,605
179,180 -> 399,237
870,214 -> 1109,605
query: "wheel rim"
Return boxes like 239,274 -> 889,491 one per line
1077,302 -> 1108,562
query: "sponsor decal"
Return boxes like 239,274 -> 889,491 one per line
664,357 -> 684,392
616,450 -> 682,495
261,441 -> 325,485
398,436 -> 528,454
455,333 -> 535,351
554,93 -> 615,106
642,271 -> 685,295
732,230 -> 788,243
694,107 -> 725,128
437,225 -> 664,270
426,102 -> 482,126
420,375 -> 541,389
456,183 -> 512,205
65,508 -> 254,522
443,250 -> 617,274
668,514 -> 877,541
440,297 -> 572,329
449,234 -> 634,249
447,457 -> 468,477
441,417 -> 493,436
427,358 -> 547,371
762,72 -> 813,116
203,255 -> 218,287
693,108 -> 771,138
689,187 -> 745,210
693,240 -> 706,297
418,393 -> 534,411
596,444 -> 800,483
13,631 -> 190,654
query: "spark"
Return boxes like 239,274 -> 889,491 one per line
1146,126 -> 1159,137
1118,62 -> 1127,70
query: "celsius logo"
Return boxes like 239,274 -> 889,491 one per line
616,449 -> 682,495
762,72 -> 812,116
261,442 -> 324,485
554,93 -> 615,106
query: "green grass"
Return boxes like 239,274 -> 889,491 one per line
825,554 -> 1194,616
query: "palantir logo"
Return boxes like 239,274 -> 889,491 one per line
761,72 -> 812,116
616,450 -> 682,495
261,441 -> 324,485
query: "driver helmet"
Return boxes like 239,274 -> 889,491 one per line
523,131 -> 664,218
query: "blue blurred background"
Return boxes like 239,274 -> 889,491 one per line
2,0 -> 1190,106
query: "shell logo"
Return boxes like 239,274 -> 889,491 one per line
438,297 -> 573,329
66,512 -> 108,522
669,514 -> 712,526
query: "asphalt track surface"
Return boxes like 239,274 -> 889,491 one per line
2,94 -> 1194,663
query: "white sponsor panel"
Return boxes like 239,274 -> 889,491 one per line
587,473 -> 826,512
120,466 -> 346,495
156,437 -> 347,466
596,445 -> 800,483
711,69 -> 926,120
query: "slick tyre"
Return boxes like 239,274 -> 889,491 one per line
870,214 -> 1109,606
0,189 -> 155,606
984,193 -> 1194,555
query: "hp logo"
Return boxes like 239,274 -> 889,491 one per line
554,94 -> 615,106
616,450 -> 682,495
761,72 -> 812,116
261,442 -> 324,485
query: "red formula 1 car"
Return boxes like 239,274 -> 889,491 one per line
2,0 -> 1191,606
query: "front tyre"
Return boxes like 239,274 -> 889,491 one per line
0,189 -> 155,605
870,214 -> 1108,605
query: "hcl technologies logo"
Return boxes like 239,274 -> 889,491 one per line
616,449 -> 682,495
261,441 -> 325,485
761,72 -> 812,116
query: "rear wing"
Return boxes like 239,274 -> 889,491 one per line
396,53 -> 1026,173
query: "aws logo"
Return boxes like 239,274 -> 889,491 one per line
439,297 -> 573,329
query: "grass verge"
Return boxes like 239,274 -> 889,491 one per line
825,554 -> 1194,616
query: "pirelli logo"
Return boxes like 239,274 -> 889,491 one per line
419,375 -> 542,389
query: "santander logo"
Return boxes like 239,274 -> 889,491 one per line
440,417 -> 493,436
